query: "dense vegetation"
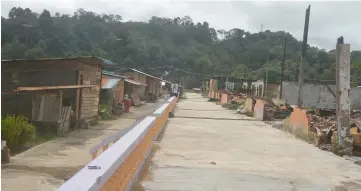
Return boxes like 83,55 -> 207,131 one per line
2,7 -> 360,86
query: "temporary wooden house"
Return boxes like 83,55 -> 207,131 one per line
100,71 -> 147,109
1,57 -> 105,135
119,68 -> 163,101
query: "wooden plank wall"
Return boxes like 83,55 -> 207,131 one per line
113,80 -> 125,103
80,64 -> 101,120
138,74 -> 147,100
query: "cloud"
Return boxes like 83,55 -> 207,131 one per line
1,0 -> 360,50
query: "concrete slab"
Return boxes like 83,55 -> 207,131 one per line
139,93 -> 361,191
176,94 -> 253,120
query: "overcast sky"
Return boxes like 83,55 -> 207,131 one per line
2,0 -> 361,50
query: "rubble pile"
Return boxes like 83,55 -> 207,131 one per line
223,101 -> 244,110
308,110 -> 361,132
307,109 -> 361,153
308,115 -> 337,147
263,99 -> 292,121
352,110 -> 361,119
222,95 -> 246,110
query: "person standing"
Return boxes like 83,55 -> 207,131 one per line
171,81 -> 179,97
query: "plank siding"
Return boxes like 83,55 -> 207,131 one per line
113,80 -> 125,103
80,64 -> 101,120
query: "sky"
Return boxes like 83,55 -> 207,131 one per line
2,0 -> 361,51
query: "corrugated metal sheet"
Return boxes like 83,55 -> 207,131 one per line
100,58 -> 117,66
102,71 -> 126,79
129,68 -> 163,81
17,85 -> 96,91
101,78 -> 121,89
2,56 -> 105,66
125,79 -> 147,86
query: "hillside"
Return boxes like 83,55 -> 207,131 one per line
1,7 -> 360,85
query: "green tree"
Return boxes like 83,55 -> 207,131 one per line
1,6 -> 361,85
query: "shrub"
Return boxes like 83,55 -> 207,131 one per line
98,104 -> 111,120
1,115 -> 36,151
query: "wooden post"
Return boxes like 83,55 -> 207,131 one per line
336,37 -> 353,155
280,36 -> 287,99
297,5 -> 311,106
265,55 -> 269,99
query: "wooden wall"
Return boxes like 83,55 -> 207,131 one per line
113,80 -> 125,103
123,72 -> 146,100
1,61 -> 77,119
79,64 -> 101,120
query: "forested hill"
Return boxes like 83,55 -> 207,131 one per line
2,7 -> 361,85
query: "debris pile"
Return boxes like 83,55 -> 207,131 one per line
306,109 -> 361,154
264,104 -> 292,121
308,115 -> 337,147
223,100 -> 245,110
263,99 -> 292,121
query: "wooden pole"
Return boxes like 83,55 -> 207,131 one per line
280,35 -> 287,99
265,55 -> 269,99
336,36 -> 353,155
297,5 -> 311,106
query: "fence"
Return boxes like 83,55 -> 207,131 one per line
58,96 -> 178,191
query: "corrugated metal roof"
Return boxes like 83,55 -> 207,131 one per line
101,78 -> 121,89
1,57 -> 122,69
124,79 -> 147,86
16,85 -> 96,91
102,70 -> 126,79
129,68 -> 163,81
2,56 -> 103,64
100,58 -> 117,65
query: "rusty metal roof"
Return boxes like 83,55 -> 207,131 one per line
16,85 -> 96,91
102,78 -> 121,89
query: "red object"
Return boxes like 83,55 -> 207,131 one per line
123,99 -> 131,113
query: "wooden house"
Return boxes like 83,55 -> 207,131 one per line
1,57 -> 104,135
119,68 -> 163,101
100,71 -> 147,109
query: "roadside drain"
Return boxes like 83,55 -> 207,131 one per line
173,116 -> 254,121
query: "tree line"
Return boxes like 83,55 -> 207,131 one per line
1,7 -> 360,86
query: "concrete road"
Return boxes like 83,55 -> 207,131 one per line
1,100 -> 166,191
139,93 -> 361,191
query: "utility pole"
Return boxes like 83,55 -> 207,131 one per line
288,60 -> 291,81
280,35 -> 287,99
22,24 -> 33,50
297,5 -> 311,106
265,55 -> 270,99
335,36 -> 353,155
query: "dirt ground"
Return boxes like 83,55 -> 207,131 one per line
1,99 -> 166,191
